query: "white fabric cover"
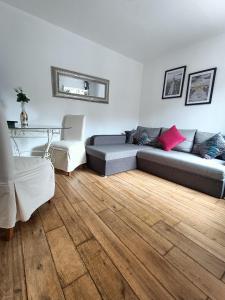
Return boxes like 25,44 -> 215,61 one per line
14,157 -> 55,222
0,107 -> 55,228
51,115 -> 86,172
0,108 -> 17,228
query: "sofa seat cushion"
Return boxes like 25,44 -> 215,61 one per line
51,140 -> 84,152
137,147 -> 225,180
86,144 -> 148,161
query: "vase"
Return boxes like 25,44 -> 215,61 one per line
20,102 -> 28,127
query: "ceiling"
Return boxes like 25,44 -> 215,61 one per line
2,0 -> 225,62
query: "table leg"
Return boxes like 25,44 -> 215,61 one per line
43,129 -> 54,159
11,137 -> 21,156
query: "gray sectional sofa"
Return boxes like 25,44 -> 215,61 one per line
86,127 -> 225,198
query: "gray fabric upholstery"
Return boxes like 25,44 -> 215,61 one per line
192,131 -> 215,154
161,128 -> 196,153
86,144 -> 148,160
90,135 -> 126,145
138,157 -> 225,198
135,126 -> 161,146
136,126 -> 161,139
137,147 -> 225,180
198,133 -> 225,159
125,130 -> 137,144
87,154 -> 137,176
86,132 -> 225,198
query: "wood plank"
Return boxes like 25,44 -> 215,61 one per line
55,183 -> 64,198
54,196 -> 93,246
116,208 -> 173,255
153,221 -> 225,279
78,238 -> 138,300
95,180 -> 161,226
39,201 -> 63,232
73,200 -> 173,300
142,190 -> 225,233
198,226 -> 225,248
128,170 -> 225,229
67,177 -> 107,213
56,174 -> 83,204
3,168 -> 225,300
121,191 -> 180,226
46,226 -> 86,288
64,274 -> 101,300
21,212 -> 65,300
0,226 -> 27,300
128,169 -> 218,205
99,209 -> 206,300
110,176 -> 149,199
75,172 -> 123,212
166,247 -> 225,300
76,168 -> 97,183
175,222 -> 225,262
10,226 -> 27,300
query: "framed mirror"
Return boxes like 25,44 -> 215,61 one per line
51,66 -> 109,104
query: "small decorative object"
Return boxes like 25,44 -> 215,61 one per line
185,68 -> 217,106
14,87 -> 30,127
7,121 -> 18,128
162,66 -> 186,99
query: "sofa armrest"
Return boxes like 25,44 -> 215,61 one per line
90,135 -> 126,145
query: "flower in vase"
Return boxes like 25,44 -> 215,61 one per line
14,87 -> 30,103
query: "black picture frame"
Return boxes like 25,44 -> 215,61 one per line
185,68 -> 217,106
162,66 -> 186,99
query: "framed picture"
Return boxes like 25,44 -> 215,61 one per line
185,68 -> 217,106
162,66 -> 186,99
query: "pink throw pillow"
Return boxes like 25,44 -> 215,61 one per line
158,126 -> 186,151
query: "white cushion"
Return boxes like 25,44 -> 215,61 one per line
14,156 -> 55,222
50,140 -> 86,172
51,140 -> 83,151
14,156 -> 50,177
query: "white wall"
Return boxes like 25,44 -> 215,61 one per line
0,2 -> 143,153
139,33 -> 225,133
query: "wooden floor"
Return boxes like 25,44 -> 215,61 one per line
1,168 -> 225,299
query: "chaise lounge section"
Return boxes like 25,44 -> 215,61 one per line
86,127 -> 225,198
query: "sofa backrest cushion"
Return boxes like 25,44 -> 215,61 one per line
125,130 -> 137,144
90,135 -> 126,145
161,128 -> 196,153
135,126 -> 161,146
192,131 -> 215,154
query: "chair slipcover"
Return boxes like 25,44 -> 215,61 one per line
0,108 -> 17,228
0,108 -> 55,229
51,115 -> 86,172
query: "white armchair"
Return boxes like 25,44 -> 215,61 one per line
50,115 -> 86,175
0,108 -> 55,240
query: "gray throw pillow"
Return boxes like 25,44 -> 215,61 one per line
192,131 -> 215,154
137,132 -> 152,145
135,126 -> 161,146
125,129 -> 137,144
199,133 -> 225,159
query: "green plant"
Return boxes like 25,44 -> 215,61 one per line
14,87 -> 30,103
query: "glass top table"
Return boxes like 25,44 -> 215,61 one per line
9,126 -> 71,159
